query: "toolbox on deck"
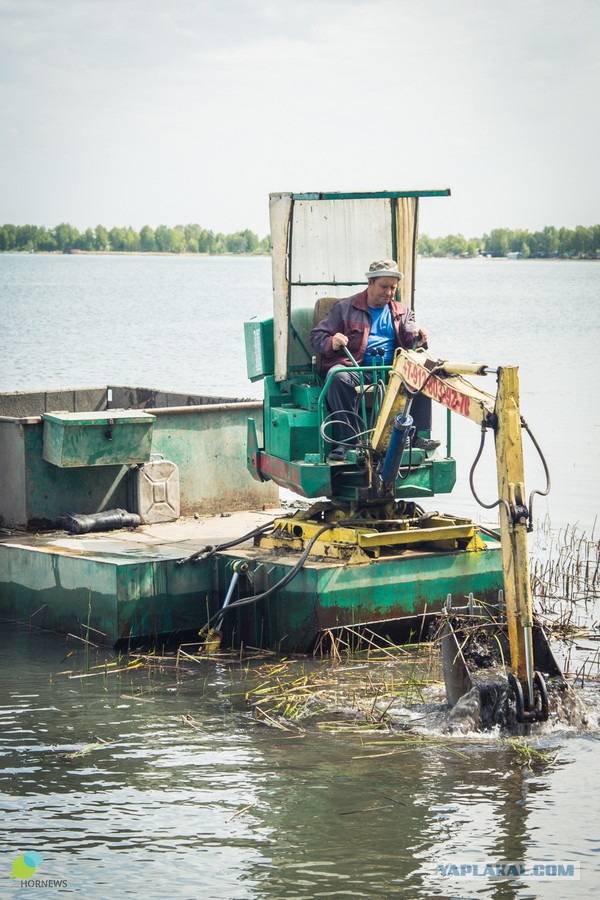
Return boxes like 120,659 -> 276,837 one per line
42,410 -> 155,468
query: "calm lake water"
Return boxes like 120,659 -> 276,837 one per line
1,254 -> 599,898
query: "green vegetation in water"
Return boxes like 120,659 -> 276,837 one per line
530,520 -> 600,683
506,737 -> 560,770
531,519 -> 599,614
240,637 -> 446,734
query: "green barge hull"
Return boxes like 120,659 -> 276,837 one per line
0,512 -> 503,650
0,386 -> 504,651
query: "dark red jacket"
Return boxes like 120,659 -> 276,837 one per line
309,290 -> 418,375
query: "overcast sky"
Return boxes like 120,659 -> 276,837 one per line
1,0 -> 598,237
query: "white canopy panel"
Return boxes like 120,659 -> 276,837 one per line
290,199 -> 394,286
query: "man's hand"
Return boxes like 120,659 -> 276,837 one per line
413,327 -> 428,346
331,332 -> 349,351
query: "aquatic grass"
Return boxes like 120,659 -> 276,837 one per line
242,641 -> 444,731
66,661 -> 145,679
506,737 -> 560,770
529,520 -> 600,679
354,736 -> 471,760
28,603 -> 48,627
53,638 -> 278,706
571,643 -> 600,687
56,737 -> 116,761
51,563 -> 595,738
226,802 -> 257,822
530,519 -> 600,620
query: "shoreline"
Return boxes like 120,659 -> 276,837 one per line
1,250 -> 597,261
0,249 -> 271,258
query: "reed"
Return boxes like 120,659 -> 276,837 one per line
506,737 -> 559,770
243,638 -> 444,732
529,519 -> 600,679
530,519 -> 599,623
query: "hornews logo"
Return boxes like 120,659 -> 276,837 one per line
9,851 -> 69,889
436,860 -> 580,880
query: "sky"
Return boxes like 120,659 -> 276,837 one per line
0,0 -> 598,238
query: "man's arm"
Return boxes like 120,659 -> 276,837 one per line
310,300 -> 347,358
394,305 -> 428,348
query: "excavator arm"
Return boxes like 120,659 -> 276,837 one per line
378,348 -> 550,720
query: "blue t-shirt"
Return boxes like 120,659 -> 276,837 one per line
363,305 -> 395,367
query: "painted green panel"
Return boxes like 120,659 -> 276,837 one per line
24,425 -> 131,527
267,407 -> 320,460
6,402 -> 275,529
290,383 -> 321,410
0,543 -> 214,645
1,534 -> 503,651
244,318 -> 275,382
115,557 -> 213,641
216,545 -> 503,653
0,543 -> 120,642
150,408 -> 277,515
43,411 -> 155,467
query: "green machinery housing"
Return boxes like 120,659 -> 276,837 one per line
244,190 -> 457,504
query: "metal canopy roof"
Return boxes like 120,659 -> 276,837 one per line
291,189 -> 451,200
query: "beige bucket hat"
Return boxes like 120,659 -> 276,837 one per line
365,259 -> 404,280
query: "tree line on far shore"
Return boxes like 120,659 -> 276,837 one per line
0,221 -> 598,259
0,223 -> 270,255
419,224 -> 600,259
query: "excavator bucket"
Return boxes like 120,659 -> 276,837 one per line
440,600 -> 565,729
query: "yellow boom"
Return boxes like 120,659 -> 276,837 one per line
376,348 -> 537,706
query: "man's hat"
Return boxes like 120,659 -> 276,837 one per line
365,259 -> 404,280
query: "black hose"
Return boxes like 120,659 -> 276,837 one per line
319,410 -> 372,449
393,368 -> 437,398
177,519 -> 276,566
205,522 -> 335,628
206,504 -> 433,629
521,416 -> 551,531
468,426 -> 511,517
365,380 -> 386,430
202,499 -> 434,631
396,431 -> 419,480
469,418 -> 551,532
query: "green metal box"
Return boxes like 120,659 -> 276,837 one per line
266,406 -> 319,460
244,318 -> 275,382
42,410 -> 155,468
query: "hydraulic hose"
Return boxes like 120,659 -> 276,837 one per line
521,416 -> 551,531
319,411 -> 373,450
204,522 -> 335,628
205,504 -> 433,630
393,367 -> 437,399
468,425 -> 511,517
177,519 -> 276,566
468,419 -> 551,531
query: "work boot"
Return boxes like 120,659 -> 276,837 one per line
328,444 -> 349,461
413,436 -> 441,452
